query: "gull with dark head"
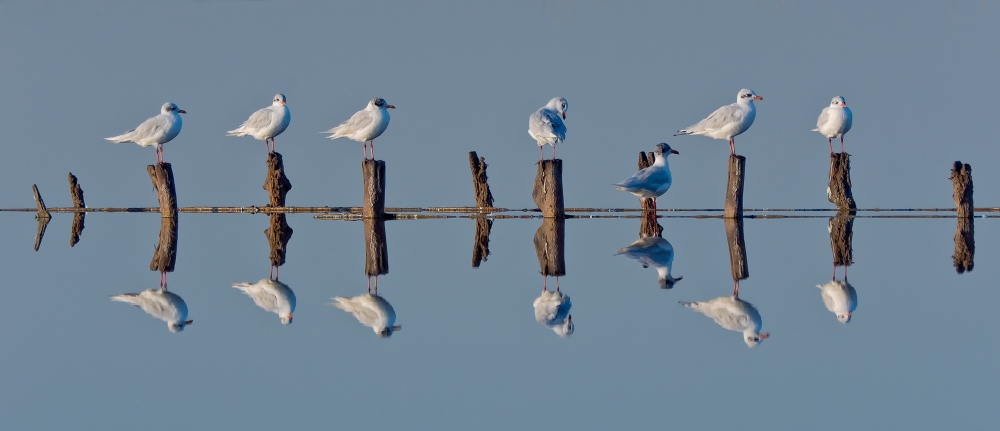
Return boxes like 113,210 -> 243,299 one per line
528,97 -> 568,161
613,143 -> 679,215
111,288 -> 192,333
331,293 -> 401,338
227,94 -> 290,154
106,102 -> 186,164
680,296 -> 769,348
813,96 -> 853,155
231,278 -> 296,325
323,97 -> 394,160
675,89 -> 762,156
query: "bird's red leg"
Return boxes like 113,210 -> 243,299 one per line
829,138 -> 834,156
729,139 -> 735,156
539,146 -> 544,161
371,141 -> 376,160
556,276 -> 560,292
552,146 -> 556,160
368,277 -> 372,294
732,279 -> 740,297
543,275 -> 547,292
841,137 -> 845,154
374,276 -> 378,295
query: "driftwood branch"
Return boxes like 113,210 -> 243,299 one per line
468,152 -> 494,209
32,184 -> 50,219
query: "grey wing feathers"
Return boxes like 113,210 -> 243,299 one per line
813,107 -> 830,131
693,105 -> 741,130
326,110 -> 374,138
228,108 -> 273,135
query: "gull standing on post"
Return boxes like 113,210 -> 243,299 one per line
227,94 -> 290,154
613,143 -> 679,214
813,96 -> 852,155
680,296 -> 769,348
528,97 -> 568,161
675,89 -> 762,156
105,102 -> 186,164
111,288 -> 193,333
231,278 -> 296,325
323,97 -> 394,160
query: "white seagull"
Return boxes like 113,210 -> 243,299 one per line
528,97 -> 568,161
613,143 -> 679,214
227,94 -> 290,154
675,89 -> 762,156
813,96 -> 853,155
817,279 -> 857,324
323,97 -> 394,160
111,288 -> 192,333
331,294 -> 401,338
106,102 -> 186,164
680,296 -> 769,347
231,278 -> 296,325
533,288 -> 574,337
615,236 -> 683,289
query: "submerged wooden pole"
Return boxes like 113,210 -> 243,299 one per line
150,216 -> 178,273
468,152 -> 495,210
68,173 -> 85,247
724,155 -> 745,219
363,160 -> 386,219
828,153 -> 856,210
265,214 -> 293,269
364,217 -> 389,277
263,152 -> 292,207
146,163 -> 178,218
829,212 -> 855,268
471,216 -> 492,268
725,217 -> 749,281
533,217 -> 566,276
951,161 -> 974,273
532,160 -> 564,218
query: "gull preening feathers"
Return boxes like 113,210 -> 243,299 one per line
111,288 -> 192,333
331,294 -> 401,338
528,97 -> 568,161
615,236 -> 682,289
613,143 -> 679,214
680,296 -> 769,347
231,278 -> 296,325
675,89 -> 762,156
106,102 -> 186,164
813,96 -> 853,155
533,289 -> 574,337
227,94 -> 290,154
324,97 -> 394,160
817,279 -> 857,324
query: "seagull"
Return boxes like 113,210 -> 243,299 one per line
323,97 -> 394,160
675,89 -> 762,156
615,236 -> 683,289
106,102 -> 186,164
227,94 -> 290,154
533,288 -> 574,337
817,279 -> 857,324
680,296 -> 769,347
111,288 -> 192,333
331,294 -> 401,338
528,97 -> 568,161
613,143 -> 678,215
813,96 -> 853,155
231,278 -> 296,325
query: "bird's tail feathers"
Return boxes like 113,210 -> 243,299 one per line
226,129 -> 246,137
105,130 -> 136,143
810,128 -> 819,132
110,293 -> 140,305
329,297 -> 351,310
673,130 -> 693,136
679,301 -> 697,308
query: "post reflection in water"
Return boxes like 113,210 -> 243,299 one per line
821,213 -> 858,324
953,216 -> 974,274
615,215 -> 682,289
680,218 -> 769,348
331,217 -> 401,338
533,218 -> 574,337
111,215 -> 192,333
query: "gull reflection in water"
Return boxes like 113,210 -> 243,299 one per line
616,237 -> 682,289
111,288 -> 192,333
681,294 -> 768,348
533,286 -> 574,337
817,279 -> 857,324
331,293 -> 401,338
231,278 -> 296,325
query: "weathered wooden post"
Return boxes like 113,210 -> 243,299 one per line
725,155 -> 746,218
828,153 -> 856,210
150,216 -> 178,279
532,160 -> 564,218
471,216 -> 492,268
638,151 -> 655,211
533,217 -> 566,277
636,151 -> 663,237
951,161 -> 974,273
469,151 -> 494,210
31,184 -> 50,252
265,214 -> 293,278
829,212 -> 855,269
68,173 -> 85,247
146,163 -> 178,218
263,152 -> 292,207
363,160 -> 386,219
725,217 -> 749,281
364,217 -> 389,280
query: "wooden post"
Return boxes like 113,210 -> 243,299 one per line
724,155 -> 745,219
364,217 -> 389,277
150,216 -> 178,273
829,212 -> 855,267
471,216 -> 492,268
146,163 -> 178,218
532,160 -> 564,218
725,217 -> 749,281
33,217 -> 49,252
363,160 -> 386,219
637,151 -> 663,237
953,217 -> 974,274
828,153 -> 857,210
468,152 -> 494,210
951,161 -> 973,218
263,152 -> 292,207
637,151 -> 655,211
31,184 -> 50,252
265,214 -> 293,268
533,217 -> 566,276
68,173 -> 85,247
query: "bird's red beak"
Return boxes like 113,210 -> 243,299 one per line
178,110 -> 187,114
845,312 -> 852,319
753,96 -> 763,101
561,112 -> 566,120
840,102 -> 846,107
670,149 -> 679,155
184,320 -> 193,325
281,101 -> 286,106
760,332 -> 770,339
386,105 -> 396,109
